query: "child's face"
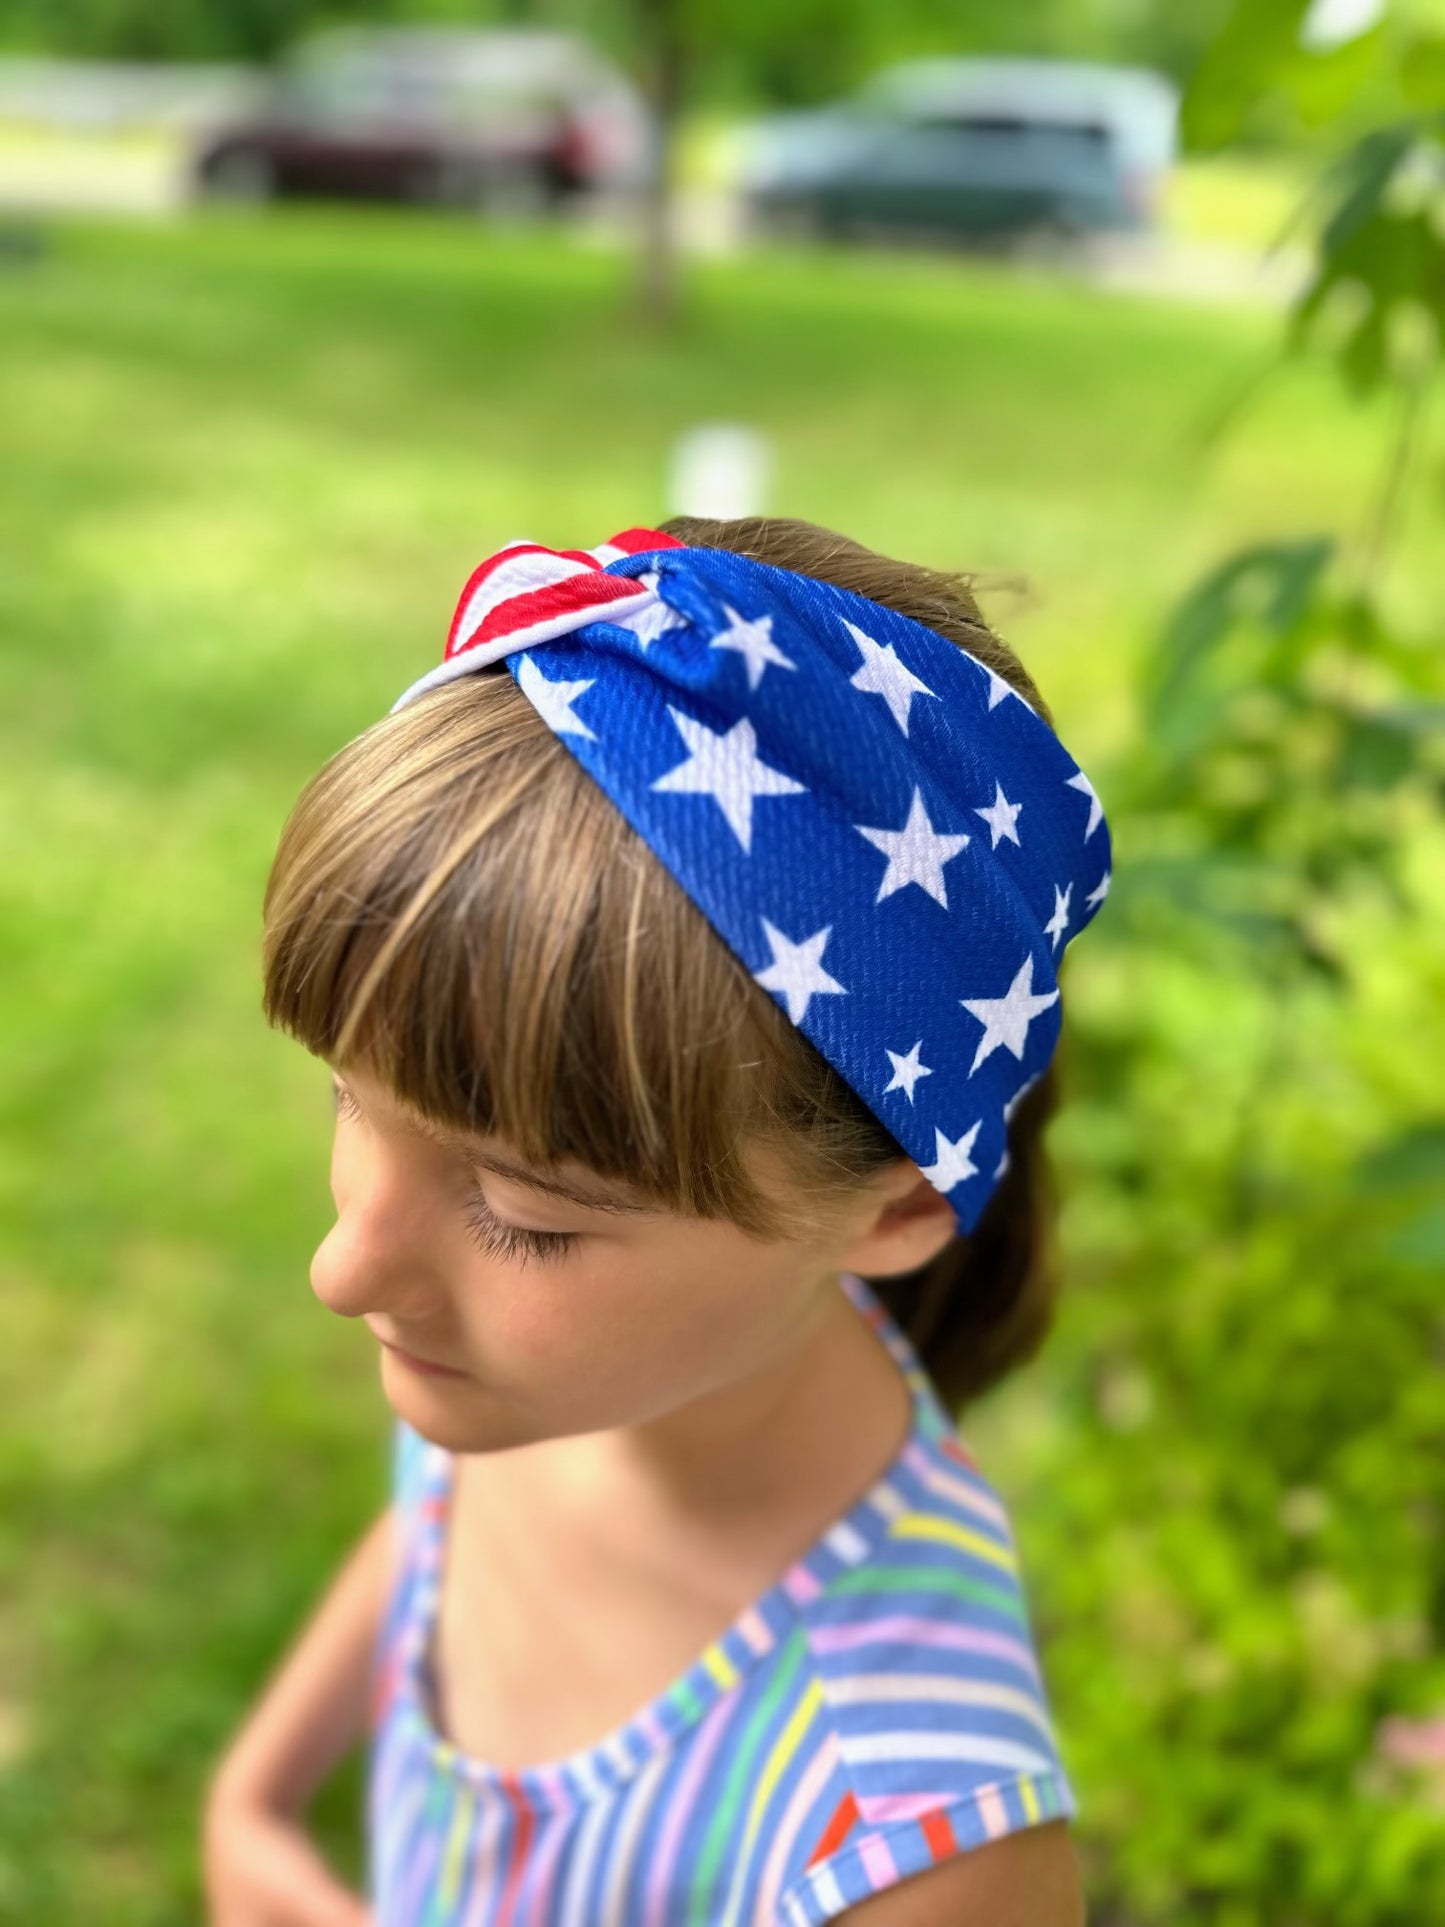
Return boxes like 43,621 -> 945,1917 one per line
312,1061 -> 947,1455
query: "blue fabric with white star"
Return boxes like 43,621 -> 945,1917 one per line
504,543 -> 1111,1235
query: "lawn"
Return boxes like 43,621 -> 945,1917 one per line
0,206 -> 1435,1920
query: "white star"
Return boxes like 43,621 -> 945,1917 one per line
1066,768 -> 1104,839
515,653 -> 597,739
1043,882 -> 1072,952
752,920 -> 846,1024
651,710 -> 806,852
612,571 -> 689,649
883,1040 -> 932,1103
919,1121 -> 983,1192
855,788 -> 971,909
1084,868 -> 1111,909
709,603 -> 796,691
959,954 -> 1061,1076
981,664 -> 1021,710
973,781 -> 1023,849
843,620 -> 937,735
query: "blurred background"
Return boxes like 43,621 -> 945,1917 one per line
1,0 -> 1442,1921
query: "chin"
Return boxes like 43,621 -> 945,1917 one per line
379,1356 -> 529,1455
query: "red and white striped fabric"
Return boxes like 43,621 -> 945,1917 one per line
389,526 -> 683,713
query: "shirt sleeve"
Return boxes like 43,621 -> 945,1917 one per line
777,1767 -> 1078,1926
777,1424 -> 1080,1925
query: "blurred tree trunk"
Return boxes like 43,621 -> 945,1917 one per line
634,0 -> 687,327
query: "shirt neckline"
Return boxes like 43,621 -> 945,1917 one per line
394,1270 -> 956,1810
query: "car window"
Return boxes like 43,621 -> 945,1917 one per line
385,67 -> 449,121
281,57 -> 397,124
915,115 -> 1112,148
853,114 -> 1121,190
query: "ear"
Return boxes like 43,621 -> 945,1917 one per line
837,1159 -> 959,1278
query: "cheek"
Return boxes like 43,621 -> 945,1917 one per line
467,1248 -> 640,1376
481,1234 -> 804,1408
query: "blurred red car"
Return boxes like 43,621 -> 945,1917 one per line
191,26 -> 650,212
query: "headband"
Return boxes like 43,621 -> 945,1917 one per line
390,528 -> 1112,1234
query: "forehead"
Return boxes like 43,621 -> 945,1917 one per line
328,1061 -> 665,1217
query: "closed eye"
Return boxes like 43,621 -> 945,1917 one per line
332,1077 -> 576,1266
460,1186 -> 577,1267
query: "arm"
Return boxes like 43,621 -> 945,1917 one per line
209,1502 -> 396,1814
827,1819 -> 1085,1927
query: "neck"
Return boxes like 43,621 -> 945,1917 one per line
470,1269 -> 911,1548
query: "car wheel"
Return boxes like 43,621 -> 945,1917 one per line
200,148 -> 276,204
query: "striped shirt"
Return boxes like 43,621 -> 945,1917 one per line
366,1270 -> 1077,1924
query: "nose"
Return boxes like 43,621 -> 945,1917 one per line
310,1177 -> 445,1323
311,1219 -> 383,1320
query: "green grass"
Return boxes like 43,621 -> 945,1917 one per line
0,205 -> 1435,1920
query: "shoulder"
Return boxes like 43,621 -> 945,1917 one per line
777,1426 -> 1080,1926
824,1818 -> 1084,1926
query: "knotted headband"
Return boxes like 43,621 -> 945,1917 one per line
389,527 -> 1112,1234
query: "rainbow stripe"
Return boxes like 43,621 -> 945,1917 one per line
366,1273 -> 1077,1923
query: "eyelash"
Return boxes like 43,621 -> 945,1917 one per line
460,1188 -> 576,1267
331,1080 -> 576,1267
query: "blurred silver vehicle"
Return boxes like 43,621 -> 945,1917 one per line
742,57 -> 1179,247
191,27 -> 649,212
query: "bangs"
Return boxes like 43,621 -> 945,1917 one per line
261,669 -> 880,1237
261,513 -> 1072,1411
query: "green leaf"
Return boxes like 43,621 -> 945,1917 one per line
1354,1120 -> 1445,1195
1354,1116 -> 1445,1269
1333,710 -> 1426,788
1289,135 -> 1445,396
1316,124 -> 1416,258
1144,540 -> 1335,755
1286,24 -> 1391,128
1181,0 -> 1315,151
1388,1201 -> 1445,1266
1400,35 -> 1445,111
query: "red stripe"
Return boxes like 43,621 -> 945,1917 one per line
805,1790 -> 861,1869
368,1642 -> 402,1729
920,1804 -> 960,1862
491,1770 -> 535,1927
444,530 -> 680,654
608,525 -> 684,554
941,1435 -> 981,1472
444,545 -> 586,657
450,570 -> 649,660
445,544 -> 545,629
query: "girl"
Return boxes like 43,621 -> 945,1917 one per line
203,515 -> 1110,1926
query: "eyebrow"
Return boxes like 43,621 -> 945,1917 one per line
332,1075 -> 656,1217
441,1138 -> 657,1216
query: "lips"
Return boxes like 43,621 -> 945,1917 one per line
376,1336 -> 472,1380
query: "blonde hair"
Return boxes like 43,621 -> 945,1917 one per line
262,516 -> 1065,1411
